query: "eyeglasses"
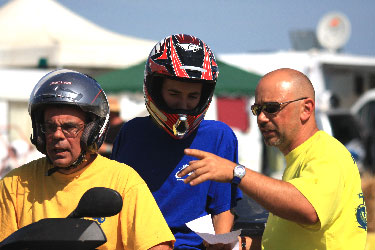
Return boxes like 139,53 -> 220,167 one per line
41,122 -> 85,138
250,97 -> 308,116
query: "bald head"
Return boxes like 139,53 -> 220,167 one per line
258,68 -> 315,101
255,68 -> 319,155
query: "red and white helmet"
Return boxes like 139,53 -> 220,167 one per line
144,34 -> 219,139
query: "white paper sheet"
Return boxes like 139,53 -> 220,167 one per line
186,214 -> 241,249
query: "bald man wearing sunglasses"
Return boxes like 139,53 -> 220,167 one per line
178,68 -> 367,250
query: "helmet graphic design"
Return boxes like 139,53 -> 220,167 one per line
29,69 -> 110,155
144,34 -> 219,139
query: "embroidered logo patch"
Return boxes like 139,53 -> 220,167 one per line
175,164 -> 194,181
93,217 -> 106,224
356,193 -> 367,230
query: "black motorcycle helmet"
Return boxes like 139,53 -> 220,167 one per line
28,69 -> 110,174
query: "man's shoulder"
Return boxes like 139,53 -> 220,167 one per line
95,155 -> 132,169
312,131 -> 348,151
300,131 -> 353,167
122,116 -> 152,131
126,116 -> 149,125
199,120 -> 236,138
94,155 -> 143,180
200,119 -> 234,131
1,157 -> 48,182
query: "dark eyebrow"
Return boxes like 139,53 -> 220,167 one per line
62,122 -> 79,126
166,88 -> 201,96
43,121 -> 80,126
167,89 -> 181,94
262,102 -> 280,105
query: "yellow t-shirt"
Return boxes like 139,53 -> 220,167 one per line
262,131 -> 367,250
0,155 -> 175,250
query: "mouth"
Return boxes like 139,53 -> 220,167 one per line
261,129 -> 276,137
52,148 -> 69,157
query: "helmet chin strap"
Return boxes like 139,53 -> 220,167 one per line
46,151 -> 87,176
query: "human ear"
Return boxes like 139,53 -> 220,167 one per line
300,98 -> 314,122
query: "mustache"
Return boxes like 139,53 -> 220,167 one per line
258,123 -> 275,130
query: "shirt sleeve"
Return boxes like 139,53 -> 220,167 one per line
0,177 -> 19,241
207,125 -> 242,215
288,157 -> 344,230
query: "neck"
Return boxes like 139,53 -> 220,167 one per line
281,126 -> 319,156
57,154 -> 96,175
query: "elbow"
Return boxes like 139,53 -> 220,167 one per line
304,210 -> 319,225
300,197 -> 319,225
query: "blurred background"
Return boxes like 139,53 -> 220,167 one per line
0,0 -> 374,245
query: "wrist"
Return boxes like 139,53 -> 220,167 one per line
231,164 -> 246,185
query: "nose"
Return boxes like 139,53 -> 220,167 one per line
257,110 -> 269,126
50,126 -> 66,139
173,97 -> 189,110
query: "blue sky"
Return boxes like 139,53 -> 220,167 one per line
1,0 -> 374,56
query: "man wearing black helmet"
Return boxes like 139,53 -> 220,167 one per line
111,34 -> 242,250
0,69 -> 175,250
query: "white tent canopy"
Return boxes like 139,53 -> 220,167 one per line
0,68 -> 50,101
0,0 -> 156,68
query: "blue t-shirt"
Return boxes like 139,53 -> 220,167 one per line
111,116 -> 242,250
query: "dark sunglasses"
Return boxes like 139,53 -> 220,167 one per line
251,97 -> 308,116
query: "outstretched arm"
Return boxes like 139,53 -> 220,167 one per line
178,149 -> 318,225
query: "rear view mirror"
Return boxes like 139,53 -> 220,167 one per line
67,187 -> 123,218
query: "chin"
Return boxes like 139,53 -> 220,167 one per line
264,137 -> 282,147
51,158 -> 73,168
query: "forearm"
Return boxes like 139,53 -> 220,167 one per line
239,169 -> 318,225
212,210 -> 234,234
180,149 -> 318,225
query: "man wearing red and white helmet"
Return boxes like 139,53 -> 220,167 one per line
143,34 -> 218,139
111,34 -> 242,250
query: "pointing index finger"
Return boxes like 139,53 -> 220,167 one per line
184,148 -> 213,160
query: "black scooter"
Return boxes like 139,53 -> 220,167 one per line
0,187 -> 123,250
